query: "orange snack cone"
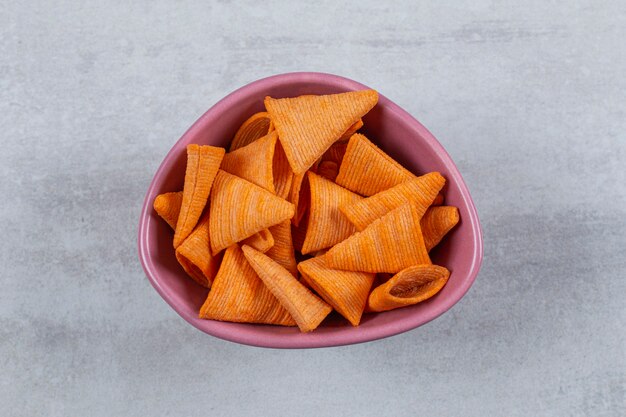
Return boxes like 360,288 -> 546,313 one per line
316,160 -> 339,182
199,245 -> 295,326
175,211 -> 221,288
242,245 -> 332,332
153,191 -> 183,230
173,144 -> 225,248
367,264 -> 450,312
241,229 -> 274,253
273,141 -> 293,199
326,203 -> 431,273
301,172 -> 363,254
265,90 -> 378,175
298,255 -> 375,326
209,170 -> 295,255
432,192 -> 444,206
421,206 -> 460,251
288,171 -> 309,226
341,172 -> 445,231
338,119 -> 363,142
230,112 -> 272,151
265,220 -> 298,277
335,134 -> 415,196
221,131 -> 278,193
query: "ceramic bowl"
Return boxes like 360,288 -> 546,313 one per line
138,72 -> 483,348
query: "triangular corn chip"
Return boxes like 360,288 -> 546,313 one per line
432,192 -> 444,206
301,172 -> 363,254
265,90 -> 378,175
273,141 -> 293,199
221,132 -> 278,193
367,264 -> 449,312
242,245 -> 332,332
175,211 -> 221,288
230,112 -> 272,151
421,206 -> 460,251
173,144 -> 224,248
241,229 -> 274,253
335,134 -> 415,196
298,255 -> 375,326
341,172 -> 445,231
199,245 -> 295,326
265,220 -> 298,277
209,170 -> 295,255
326,203 -> 431,273
288,171 -> 309,226
316,160 -> 339,182
153,191 -> 183,230
338,119 -> 363,142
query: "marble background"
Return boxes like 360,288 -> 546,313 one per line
1,1 -> 624,416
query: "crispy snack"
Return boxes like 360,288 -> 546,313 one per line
326,203 -> 431,273
273,141 -> 293,199
298,255 -> 375,326
335,134 -> 415,196
209,170 -> 295,255
432,192 -> 444,206
265,90 -> 378,175
199,245 -> 295,326
338,119 -> 363,142
316,160 -> 339,182
301,172 -> 362,254
173,144 -> 225,248
265,220 -> 298,277
341,172 -> 445,231
241,229 -> 274,253
367,264 -> 449,312
421,206 -> 460,251
288,171 -> 309,226
242,245 -> 332,332
175,211 -> 221,288
230,112 -> 272,151
221,131 -> 278,193
153,191 -> 183,230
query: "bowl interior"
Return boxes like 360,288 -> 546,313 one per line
138,72 -> 483,348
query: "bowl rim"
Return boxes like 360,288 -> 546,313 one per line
138,71 -> 483,348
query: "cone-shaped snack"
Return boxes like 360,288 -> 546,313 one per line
153,191 -> 183,230
338,119 -> 363,142
341,173 -> 445,231
175,211 -> 221,288
336,134 -> 415,196
421,206 -> 460,251
241,229 -> 274,253
265,90 -> 378,175
221,131 -> 278,193
273,141 -> 293,199
230,112 -> 272,151
288,171 -> 309,226
301,172 -> 363,254
367,264 -> 450,312
173,144 -> 225,248
265,220 -> 298,277
432,192 -> 444,206
326,203 -> 431,273
199,245 -> 295,326
298,255 -> 375,326
316,161 -> 339,182
209,170 -> 295,255
242,245 -> 332,332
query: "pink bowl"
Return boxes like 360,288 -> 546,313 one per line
138,72 -> 483,348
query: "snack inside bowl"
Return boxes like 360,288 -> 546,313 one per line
138,72 -> 483,348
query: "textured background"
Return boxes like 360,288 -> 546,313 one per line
1,1 -> 625,416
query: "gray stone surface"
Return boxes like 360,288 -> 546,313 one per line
1,1 -> 625,416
